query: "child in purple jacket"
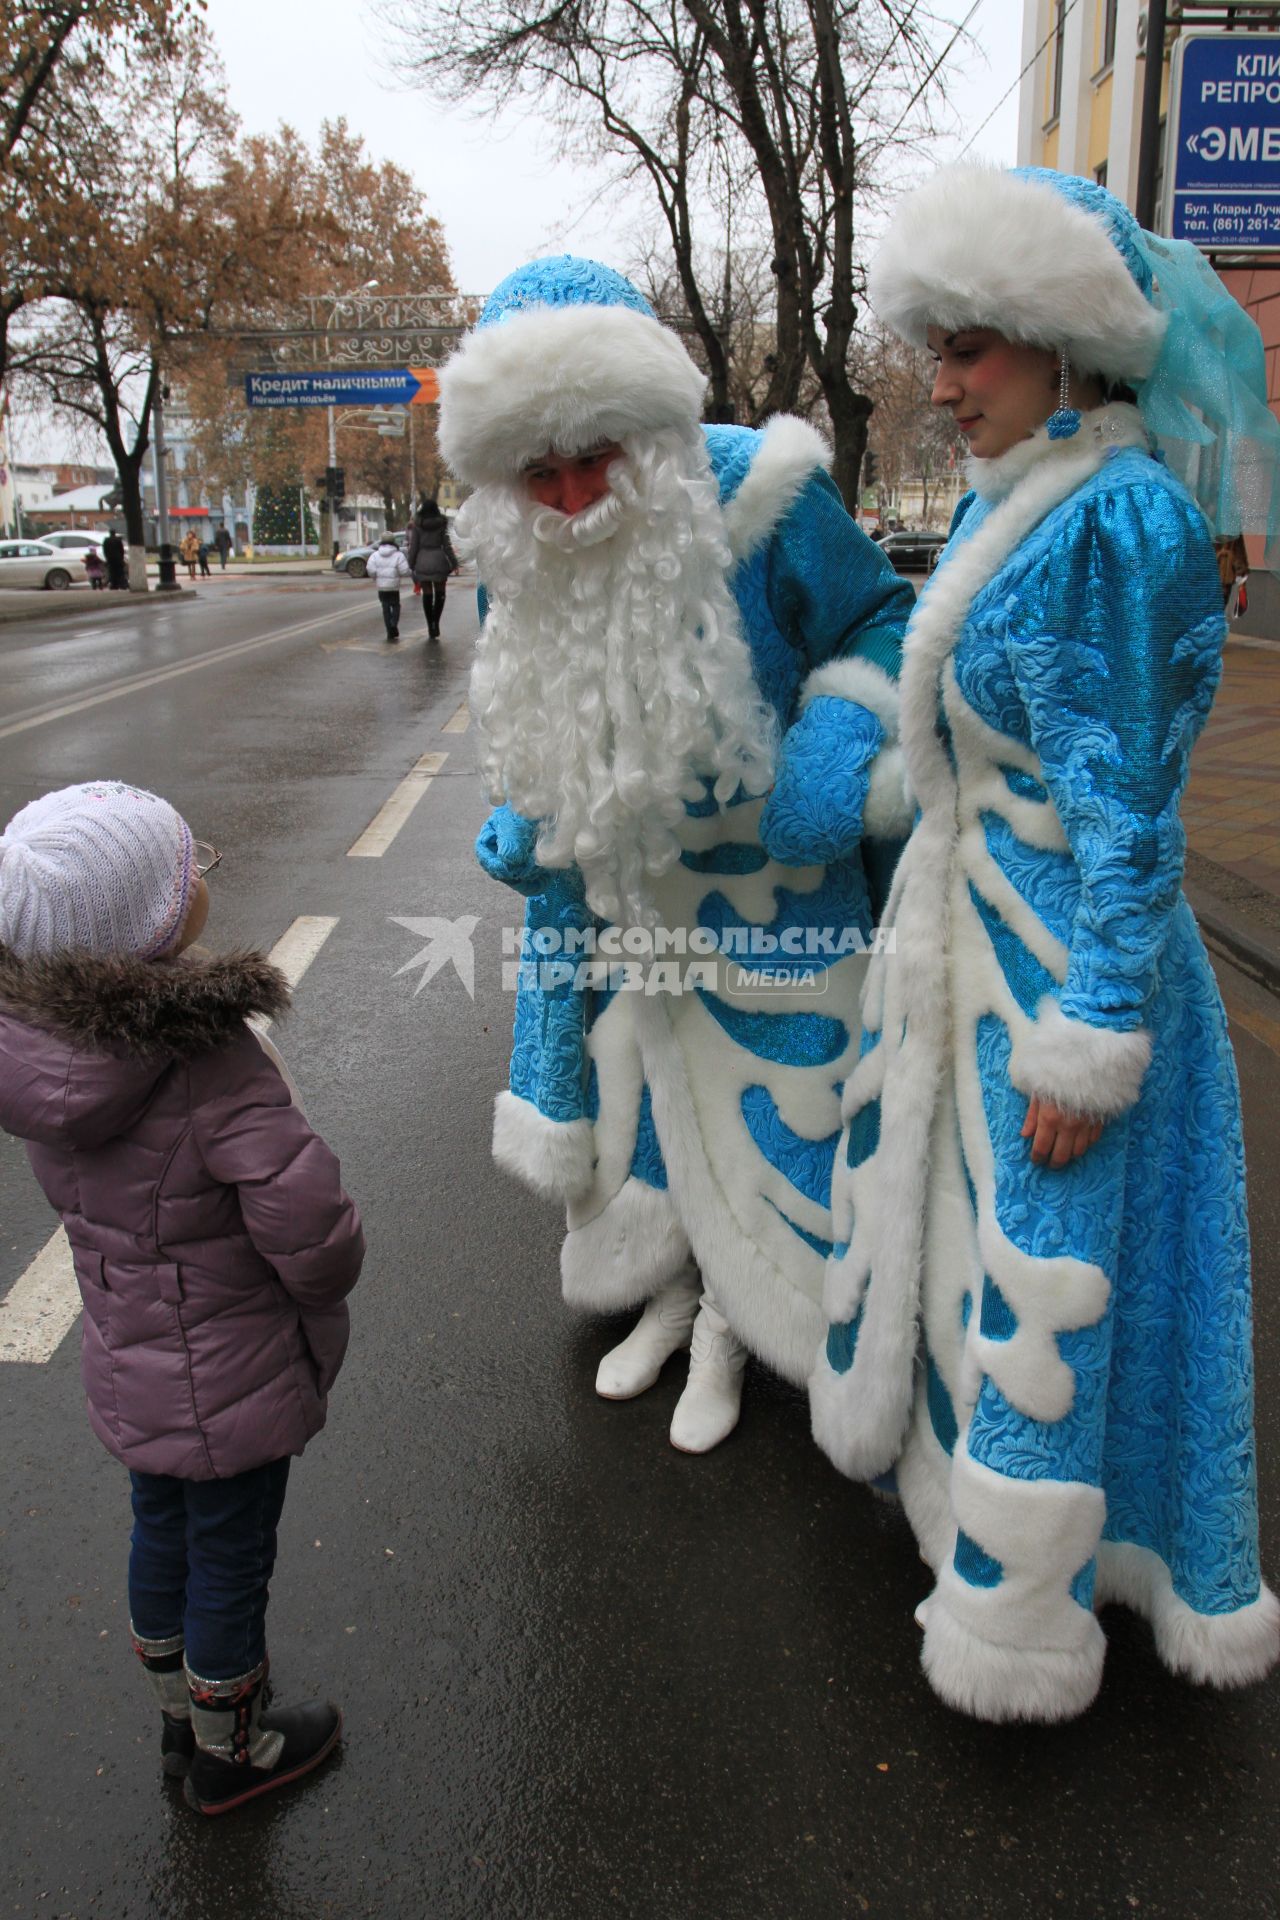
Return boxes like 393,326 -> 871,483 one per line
0,781 -> 365,1815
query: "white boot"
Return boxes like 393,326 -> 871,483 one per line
595,1274 -> 701,1400
669,1293 -> 747,1454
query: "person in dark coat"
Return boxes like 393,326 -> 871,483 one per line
214,526 -> 233,569
0,780 -> 364,1816
406,495 -> 458,640
101,528 -> 127,590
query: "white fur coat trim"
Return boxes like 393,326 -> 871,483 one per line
1096,1542 -> 1280,1688
1009,996 -> 1152,1118
560,1176 -> 692,1311
869,165 -> 1167,382
439,303 -> 707,486
810,425 -> 1119,1481
722,415 -> 832,563
492,1091 -> 595,1203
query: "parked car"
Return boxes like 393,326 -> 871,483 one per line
0,538 -> 87,589
332,535 -> 406,579
37,530 -> 106,553
877,529 -> 947,574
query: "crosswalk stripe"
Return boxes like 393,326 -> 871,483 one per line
1,912 -> 340,1362
347,752 -> 448,858
442,703 -> 470,734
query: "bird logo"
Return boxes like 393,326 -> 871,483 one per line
390,915 -> 479,998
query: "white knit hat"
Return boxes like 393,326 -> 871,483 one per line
0,781 -> 194,960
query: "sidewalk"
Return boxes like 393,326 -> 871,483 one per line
1183,635 -> 1280,990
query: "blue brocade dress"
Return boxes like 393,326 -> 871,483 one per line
810,404 -> 1279,1722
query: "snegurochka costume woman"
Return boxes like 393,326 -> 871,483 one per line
810,165 -> 1280,1724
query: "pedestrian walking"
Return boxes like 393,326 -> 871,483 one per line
197,538 -> 212,578
0,781 -> 364,1813
102,528 -> 127,590
179,530 -> 199,579
365,533 -> 411,641
214,526 -> 233,570
811,164 -> 1280,1724
406,495 -> 458,640
83,547 -> 106,590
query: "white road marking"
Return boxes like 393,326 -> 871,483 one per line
347,752 -> 448,858
0,1231 -> 80,1364
252,914 -> 341,1031
3,913 -> 340,1361
442,703 -> 470,734
0,603 -> 359,739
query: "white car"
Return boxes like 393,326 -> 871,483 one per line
0,538 -> 88,588
38,530 -> 106,554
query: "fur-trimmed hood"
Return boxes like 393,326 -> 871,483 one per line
0,944 -> 289,1059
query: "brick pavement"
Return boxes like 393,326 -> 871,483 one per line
1183,637 -> 1280,907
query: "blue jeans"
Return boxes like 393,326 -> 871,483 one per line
128,1458 -> 291,1681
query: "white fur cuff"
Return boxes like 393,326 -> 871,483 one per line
492,1091 -> 595,1203
1096,1542 -> 1280,1689
863,744 -> 913,841
1009,998 -> 1152,1119
799,655 -> 900,734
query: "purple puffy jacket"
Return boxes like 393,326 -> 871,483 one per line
0,944 -> 364,1479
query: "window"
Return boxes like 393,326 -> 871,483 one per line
1102,0 -> 1118,68
1051,0 -> 1067,120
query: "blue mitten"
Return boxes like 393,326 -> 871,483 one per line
759,697 -> 885,867
475,805 -> 550,896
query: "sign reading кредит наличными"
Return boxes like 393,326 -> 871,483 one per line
243,368 -> 440,408
1166,33 -> 1280,250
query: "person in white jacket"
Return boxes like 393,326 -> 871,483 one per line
366,536 -> 411,642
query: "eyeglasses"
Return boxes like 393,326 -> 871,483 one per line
193,841 -> 222,877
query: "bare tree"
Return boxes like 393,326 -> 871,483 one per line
387,0 -> 958,505
855,322 -> 963,527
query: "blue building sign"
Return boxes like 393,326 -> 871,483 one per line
1166,34 -> 1280,250
244,368 -> 439,409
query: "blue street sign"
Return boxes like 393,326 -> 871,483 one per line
1166,34 -> 1280,250
244,368 -> 439,408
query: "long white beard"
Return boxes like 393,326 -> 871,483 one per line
457,428 -> 777,927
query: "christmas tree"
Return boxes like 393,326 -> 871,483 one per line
252,484 -> 317,548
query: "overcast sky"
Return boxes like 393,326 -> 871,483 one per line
201,0 -> 1024,293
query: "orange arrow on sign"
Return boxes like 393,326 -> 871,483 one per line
409,368 -> 440,405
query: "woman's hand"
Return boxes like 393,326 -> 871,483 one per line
1021,1097 -> 1104,1169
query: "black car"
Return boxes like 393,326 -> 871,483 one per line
877,529 -> 947,574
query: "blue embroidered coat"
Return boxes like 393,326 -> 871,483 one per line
477,417 -> 914,1385
810,405 -> 1278,1721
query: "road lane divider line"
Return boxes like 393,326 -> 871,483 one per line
347,753 -> 449,858
1,912 -> 341,1364
252,914 -> 341,1033
0,603 -> 359,739
442,703 -> 470,734
0,1230 -> 80,1365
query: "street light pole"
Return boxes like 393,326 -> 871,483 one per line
153,380 -> 171,550
327,403 -> 338,559
1135,0 -> 1169,229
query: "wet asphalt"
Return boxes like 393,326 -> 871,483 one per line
1,582 -> 1279,1920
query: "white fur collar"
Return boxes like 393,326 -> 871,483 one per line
966,402 -> 1149,502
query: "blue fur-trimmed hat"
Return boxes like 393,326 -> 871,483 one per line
439,255 -> 706,487
869,164 -> 1167,382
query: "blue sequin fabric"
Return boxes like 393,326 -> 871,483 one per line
817,435 -> 1270,1701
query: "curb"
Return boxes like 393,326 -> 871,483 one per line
0,589 -> 198,625
1185,876 -> 1280,997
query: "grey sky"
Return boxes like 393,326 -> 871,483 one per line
202,0 -> 1023,294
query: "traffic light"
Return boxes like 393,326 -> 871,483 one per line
863,448 -> 879,489
326,466 -> 345,501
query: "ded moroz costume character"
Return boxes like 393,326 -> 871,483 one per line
439,257 -> 914,1452
810,166 -> 1280,1721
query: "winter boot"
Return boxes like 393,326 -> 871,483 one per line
595,1273 -> 701,1400
669,1294 -> 747,1453
183,1659 -> 341,1815
132,1627 -> 195,1778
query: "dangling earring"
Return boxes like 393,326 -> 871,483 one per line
1047,346 -> 1082,440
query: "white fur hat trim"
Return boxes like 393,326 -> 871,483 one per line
869,165 -> 1167,382
439,303 -> 708,486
